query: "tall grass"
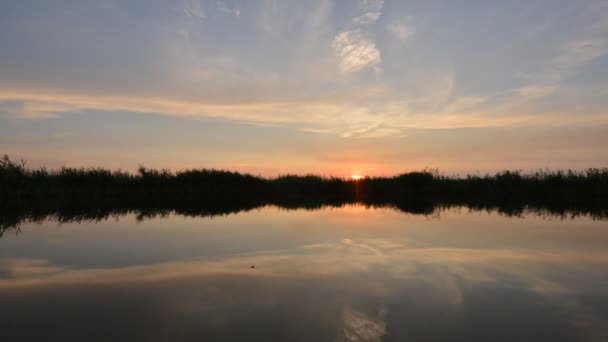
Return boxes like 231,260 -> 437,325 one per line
1,154 -> 608,228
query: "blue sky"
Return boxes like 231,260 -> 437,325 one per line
1,0 -> 607,176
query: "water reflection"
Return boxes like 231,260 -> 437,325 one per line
2,197 -> 607,237
0,206 -> 607,341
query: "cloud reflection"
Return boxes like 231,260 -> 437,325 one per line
1,235 -> 607,340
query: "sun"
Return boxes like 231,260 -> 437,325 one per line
350,174 -> 363,180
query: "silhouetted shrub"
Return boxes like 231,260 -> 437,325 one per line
1,154 -> 607,231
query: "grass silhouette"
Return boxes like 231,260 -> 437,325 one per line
1,154 -> 608,233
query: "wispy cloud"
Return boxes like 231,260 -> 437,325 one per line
514,4 -> 608,100
2,1 -> 608,142
386,17 -> 415,41
332,30 -> 382,74
354,0 -> 385,25
0,100 -> 75,120
358,0 -> 384,13
3,84 -> 607,141
353,12 -> 381,25
179,0 -> 205,20
217,0 -> 241,17
333,0 -> 385,75
517,84 -> 557,100
549,39 -> 607,82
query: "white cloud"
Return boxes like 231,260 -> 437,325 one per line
549,39 -> 607,81
180,0 -> 205,20
332,31 -> 382,74
353,12 -> 381,25
358,0 -> 384,12
514,5 -> 608,101
0,101 -> 76,120
386,18 -> 415,41
517,84 -> 557,99
217,0 -> 241,17
353,0 -> 383,25
334,0 -> 385,75
514,38 -> 608,100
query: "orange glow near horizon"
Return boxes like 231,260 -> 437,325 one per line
351,174 -> 363,180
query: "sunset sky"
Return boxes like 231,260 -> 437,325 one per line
1,0 -> 607,177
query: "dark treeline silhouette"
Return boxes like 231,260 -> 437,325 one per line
1,154 -> 608,234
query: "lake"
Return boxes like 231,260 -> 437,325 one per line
1,205 -> 607,341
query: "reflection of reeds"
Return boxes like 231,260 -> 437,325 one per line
1,154 -> 608,233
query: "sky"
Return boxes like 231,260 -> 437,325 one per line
1,0 -> 607,177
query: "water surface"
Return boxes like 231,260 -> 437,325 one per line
1,206 -> 607,341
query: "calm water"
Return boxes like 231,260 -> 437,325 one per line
1,206 -> 607,341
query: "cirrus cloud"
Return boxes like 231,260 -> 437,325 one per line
386,18 -> 415,41
333,0 -> 385,75
332,30 -> 382,74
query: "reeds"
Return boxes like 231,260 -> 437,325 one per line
1,154 -> 607,227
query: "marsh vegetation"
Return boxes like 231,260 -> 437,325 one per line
1,154 -> 607,233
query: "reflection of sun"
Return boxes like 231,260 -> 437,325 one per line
351,174 -> 363,180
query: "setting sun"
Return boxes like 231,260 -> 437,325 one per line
351,174 -> 363,180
